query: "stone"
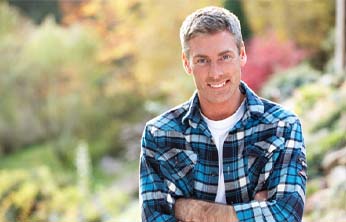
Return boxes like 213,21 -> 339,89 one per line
305,188 -> 331,213
327,165 -> 346,188
322,147 -> 346,173
99,156 -> 122,175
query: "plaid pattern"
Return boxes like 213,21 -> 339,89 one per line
140,81 -> 307,222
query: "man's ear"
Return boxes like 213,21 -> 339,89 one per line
182,52 -> 192,74
240,44 -> 247,67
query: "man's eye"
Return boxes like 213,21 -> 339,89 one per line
222,54 -> 232,61
196,58 -> 208,64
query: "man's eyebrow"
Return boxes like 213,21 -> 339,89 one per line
193,50 -> 235,59
193,54 -> 208,59
218,50 -> 234,56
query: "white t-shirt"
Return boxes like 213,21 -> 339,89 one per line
201,100 -> 245,204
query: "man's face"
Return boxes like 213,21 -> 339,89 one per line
182,30 -> 247,106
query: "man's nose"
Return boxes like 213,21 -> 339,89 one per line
208,61 -> 223,78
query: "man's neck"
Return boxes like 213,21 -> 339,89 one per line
199,91 -> 245,121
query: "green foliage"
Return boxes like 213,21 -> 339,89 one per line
243,0 -> 334,70
318,130 -> 346,151
0,162 -> 136,222
307,129 -> 346,177
8,0 -> 61,24
132,0 -> 220,105
0,2 -> 148,165
0,2 -> 21,36
261,63 -> 321,100
293,82 -> 332,116
311,103 -> 346,132
0,168 -> 117,221
243,0 -> 334,51
261,58 -> 346,180
223,0 -> 251,40
293,79 -> 346,178
281,75 -> 346,178
306,178 -> 322,197
0,6 -> 101,155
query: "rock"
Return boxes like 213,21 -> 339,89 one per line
112,173 -> 139,195
312,210 -> 346,222
326,166 -> 346,188
322,147 -> 346,173
120,122 -> 146,161
305,188 -> 331,214
99,156 -> 122,175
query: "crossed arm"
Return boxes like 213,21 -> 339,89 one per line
140,120 -> 307,222
174,191 -> 268,222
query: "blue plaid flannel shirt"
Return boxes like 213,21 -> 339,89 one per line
140,81 -> 307,222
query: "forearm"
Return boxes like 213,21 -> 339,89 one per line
174,190 -> 270,222
174,189 -> 305,222
175,198 -> 238,222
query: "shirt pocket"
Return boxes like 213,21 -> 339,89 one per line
158,148 -> 197,196
244,136 -> 284,195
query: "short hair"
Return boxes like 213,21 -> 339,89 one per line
180,6 -> 243,57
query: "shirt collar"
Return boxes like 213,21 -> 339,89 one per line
181,81 -> 264,128
240,81 -> 264,119
181,91 -> 202,128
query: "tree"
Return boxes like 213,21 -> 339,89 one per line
8,0 -> 61,24
243,0 -> 334,53
59,0 -> 221,105
224,0 -> 251,40
335,0 -> 346,73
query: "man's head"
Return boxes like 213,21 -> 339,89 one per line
179,6 -> 247,118
180,6 -> 243,58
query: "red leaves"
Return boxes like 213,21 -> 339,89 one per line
242,32 -> 307,92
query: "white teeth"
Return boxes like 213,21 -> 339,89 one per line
209,81 -> 226,88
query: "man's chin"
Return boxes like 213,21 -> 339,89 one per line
206,95 -> 232,104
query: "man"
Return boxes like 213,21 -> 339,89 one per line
140,6 -> 307,222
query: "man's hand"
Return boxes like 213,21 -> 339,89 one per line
174,191 -> 268,222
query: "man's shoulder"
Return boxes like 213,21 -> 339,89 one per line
145,100 -> 190,133
241,81 -> 300,126
260,97 -> 300,125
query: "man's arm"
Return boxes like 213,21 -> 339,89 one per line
140,124 -> 198,222
174,191 -> 268,222
175,120 -> 307,222
175,198 -> 237,222
139,126 -> 177,222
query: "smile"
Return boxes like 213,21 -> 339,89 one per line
208,80 -> 229,88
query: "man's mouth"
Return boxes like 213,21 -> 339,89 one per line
208,80 -> 229,88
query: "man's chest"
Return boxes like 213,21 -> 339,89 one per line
157,126 -> 284,203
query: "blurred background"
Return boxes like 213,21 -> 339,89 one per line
0,0 -> 345,221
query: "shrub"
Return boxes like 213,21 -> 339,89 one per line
261,63 -> 320,101
292,82 -> 333,116
307,129 -> 346,178
311,103 -> 346,133
0,3 -> 148,164
242,31 -> 307,92
0,166 -> 133,222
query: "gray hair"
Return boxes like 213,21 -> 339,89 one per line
180,6 -> 243,57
